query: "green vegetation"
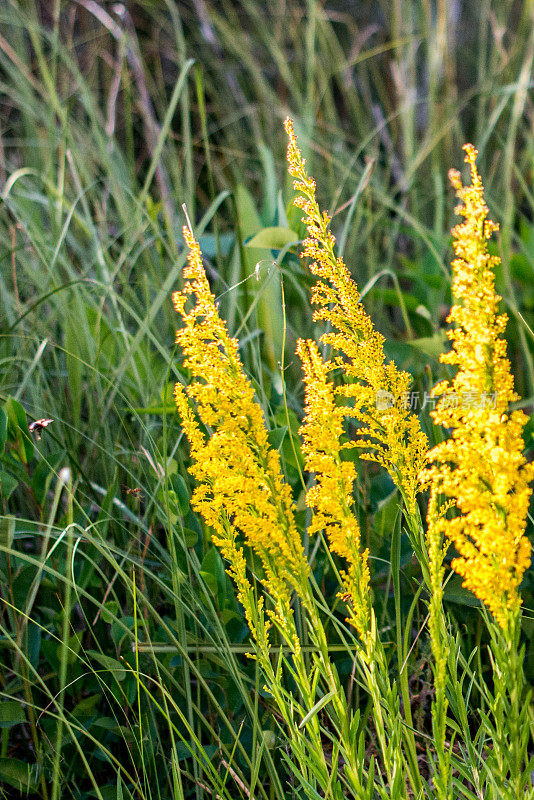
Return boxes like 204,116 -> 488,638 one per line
1,2 -> 534,798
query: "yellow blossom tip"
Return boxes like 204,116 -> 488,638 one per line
283,116 -> 294,137
426,142 -> 533,629
462,142 -> 478,163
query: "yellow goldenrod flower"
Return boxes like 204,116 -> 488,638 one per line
425,144 -> 533,629
174,226 -> 308,639
284,117 -> 428,519
297,338 -> 371,639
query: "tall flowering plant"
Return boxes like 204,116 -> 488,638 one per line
173,126 -> 533,798
173,227 -> 340,795
424,145 -> 534,798
284,119 -> 428,523
425,145 -> 532,630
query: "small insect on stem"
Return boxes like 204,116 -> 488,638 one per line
28,418 -> 54,441
122,485 -> 144,500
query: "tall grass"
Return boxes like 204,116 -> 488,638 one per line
0,1 -> 533,797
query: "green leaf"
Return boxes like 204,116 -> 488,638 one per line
166,490 -> 180,525
87,651 -> 127,681
246,226 -> 298,250
0,757 -> 38,793
0,700 -> 26,728
408,333 -> 447,359
0,407 -> 7,455
443,574 -> 481,607
171,474 -> 190,516
272,410 -> 302,470
183,511 -> 202,545
262,730 -> 276,750
101,600 -> 120,624
234,184 -> 261,237
56,632 -> 84,666
373,490 -> 400,538
182,528 -> 198,548
259,144 -> 277,223
0,471 -> 18,502
27,622 -> 41,670
111,617 -> 135,649
267,426 -> 288,451
200,547 -> 226,602
298,690 -> 337,729
12,564 -> 37,609
220,608 -> 240,625
370,287 -> 420,311
5,397 -> 33,464
72,694 -> 100,721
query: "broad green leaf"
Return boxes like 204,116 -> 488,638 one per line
27,622 -> 41,670
87,651 -> 127,681
259,143 -> 277,223
246,226 -> 298,250
171,473 -> 190,515
370,286 -> 420,311
161,381 -> 175,405
200,547 -> 226,602
267,426 -> 288,451
12,564 -> 37,609
182,527 -> 199,548
56,632 -> 83,666
234,184 -> 261,237
409,333 -> 447,359
373,490 -> 400,538
0,757 -> 37,793
443,575 -> 481,607
0,700 -> 26,728
183,510 -> 202,545
0,471 -> 18,502
101,600 -> 120,624
233,191 -> 288,374
72,694 -> 100,721
166,489 -> 180,525
5,397 -> 33,464
262,730 -> 276,750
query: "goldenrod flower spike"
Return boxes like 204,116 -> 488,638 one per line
425,145 -> 534,629
297,338 -> 371,640
285,117 -> 428,519
174,226 -> 308,638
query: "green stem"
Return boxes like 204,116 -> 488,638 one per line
426,494 -> 451,799
51,470 -> 73,800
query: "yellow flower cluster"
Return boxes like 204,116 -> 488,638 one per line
174,226 -> 308,638
425,145 -> 533,629
297,338 -> 371,639
284,117 -> 428,517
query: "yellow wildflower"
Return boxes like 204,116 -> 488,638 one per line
174,226 -> 308,638
297,338 -> 371,639
425,144 -> 533,629
284,117 -> 428,518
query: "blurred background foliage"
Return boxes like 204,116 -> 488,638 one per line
0,0 -> 534,797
